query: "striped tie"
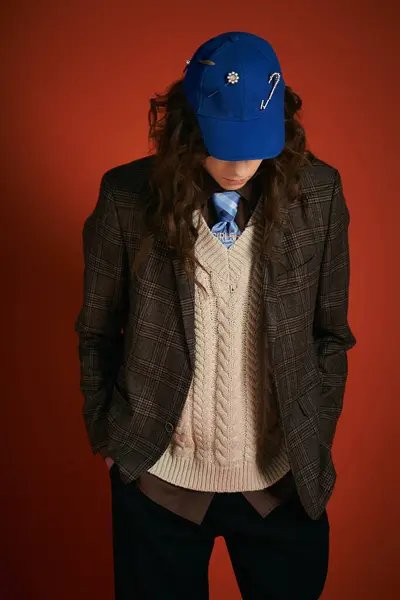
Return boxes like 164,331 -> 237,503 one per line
210,191 -> 241,248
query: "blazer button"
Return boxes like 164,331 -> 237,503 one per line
165,422 -> 174,433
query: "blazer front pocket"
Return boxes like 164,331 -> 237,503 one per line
107,384 -> 134,445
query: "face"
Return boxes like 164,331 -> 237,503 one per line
203,156 -> 263,190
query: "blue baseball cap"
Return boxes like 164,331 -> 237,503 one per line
183,31 -> 286,162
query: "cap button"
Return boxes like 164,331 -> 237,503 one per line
230,34 -> 240,42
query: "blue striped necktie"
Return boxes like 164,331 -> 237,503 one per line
210,191 -> 241,248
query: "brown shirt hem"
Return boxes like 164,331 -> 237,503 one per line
137,469 -> 296,525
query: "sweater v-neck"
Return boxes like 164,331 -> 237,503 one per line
193,197 -> 264,280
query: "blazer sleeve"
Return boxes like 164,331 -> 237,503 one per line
313,170 -> 356,448
75,172 -> 128,455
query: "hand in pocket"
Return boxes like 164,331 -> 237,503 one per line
104,456 -> 115,471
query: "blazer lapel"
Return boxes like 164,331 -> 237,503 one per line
171,254 -> 196,373
261,204 -> 289,368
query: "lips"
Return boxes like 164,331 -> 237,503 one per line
224,178 -> 246,185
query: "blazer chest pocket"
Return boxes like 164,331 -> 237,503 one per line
277,244 -> 318,276
276,248 -> 320,288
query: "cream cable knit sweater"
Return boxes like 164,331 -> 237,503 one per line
149,201 -> 289,492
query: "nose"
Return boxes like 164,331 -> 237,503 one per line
226,161 -> 249,177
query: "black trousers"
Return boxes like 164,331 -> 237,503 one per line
110,465 -> 329,600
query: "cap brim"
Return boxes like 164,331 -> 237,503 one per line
197,105 -> 285,161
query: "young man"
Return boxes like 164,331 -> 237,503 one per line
76,31 -> 356,600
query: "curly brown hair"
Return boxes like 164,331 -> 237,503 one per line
134,77 -> 312,284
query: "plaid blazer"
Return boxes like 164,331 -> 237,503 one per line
75,154 -> 356,520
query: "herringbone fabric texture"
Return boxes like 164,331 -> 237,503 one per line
75,154 -> 356,520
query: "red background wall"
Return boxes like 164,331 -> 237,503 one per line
2,1 -> 399,598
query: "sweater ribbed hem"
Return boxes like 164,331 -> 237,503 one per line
148,448 -> 291,493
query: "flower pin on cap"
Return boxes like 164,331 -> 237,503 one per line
226,71 -> 240,84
